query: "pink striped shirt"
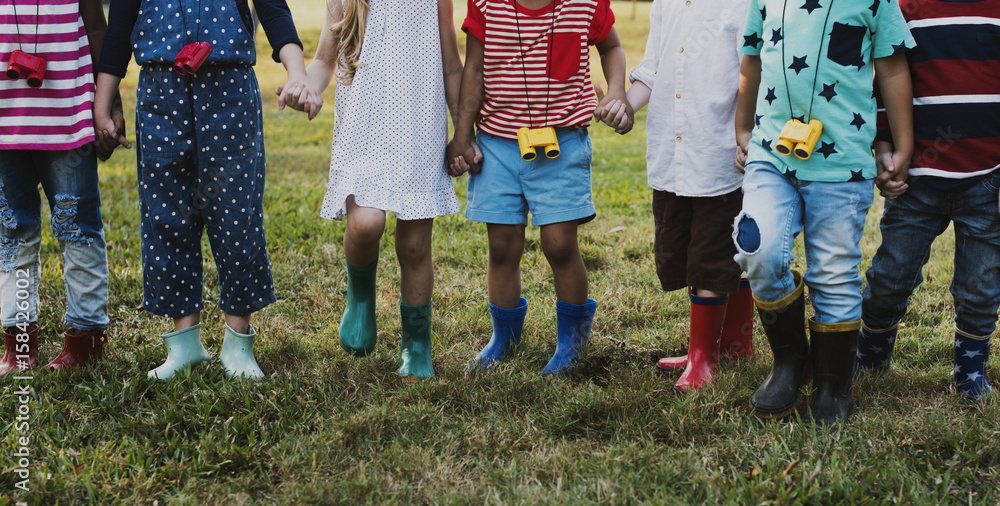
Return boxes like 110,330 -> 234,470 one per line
463,0 -> 614,139
0,0 -> 95,150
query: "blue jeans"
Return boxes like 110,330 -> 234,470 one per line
0,146 -> 109,330
862,171 -> 1000,337
734,161 -> 874,323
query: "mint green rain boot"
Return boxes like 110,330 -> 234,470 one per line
148,324 -> 212,380
220,324 -> 264,380
398,300 -> 434,381
339,259 -> 378,356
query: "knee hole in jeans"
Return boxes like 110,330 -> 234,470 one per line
735,213 -> 761,254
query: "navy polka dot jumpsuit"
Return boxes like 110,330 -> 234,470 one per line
132,0 -> 275,318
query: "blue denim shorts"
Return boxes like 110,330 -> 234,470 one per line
466,128 -> 596,226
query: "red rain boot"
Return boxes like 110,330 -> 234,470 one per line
674,290 -> 728,392
1,323 -> 39,376
720,278 -> 755,359
658,279 -> 754,370
44,328 -> 107,371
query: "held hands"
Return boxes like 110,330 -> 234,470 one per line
735,129 -> 752,173
874,141 -> 910,199
276,77 -> 323,120
593,83 -> 634,135
93,98 -> 131,161
446,138 -> 483,177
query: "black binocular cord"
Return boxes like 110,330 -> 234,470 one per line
10,0 -> 41,55
179,0 -> 206,45
513,0 -> 557,129
780,0 -> 835,122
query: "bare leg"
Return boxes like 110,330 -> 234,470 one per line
486,224 -> 525,309
539,221 -> 587,305
395,218 -> 434,306
173,312 -> 200,331
344,195 -> 387,268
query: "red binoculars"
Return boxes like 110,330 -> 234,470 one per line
6,49 -> 46,88
174,42 -> 213,75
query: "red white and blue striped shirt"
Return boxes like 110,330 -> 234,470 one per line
876,0 -> 1000,180
0,0 -> 95,150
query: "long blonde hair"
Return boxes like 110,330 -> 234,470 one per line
331,0 -> 369,84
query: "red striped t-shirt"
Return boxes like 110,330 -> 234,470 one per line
463,0 -> 614,139
875,0 -> 1000,179
0,0 -> 95,150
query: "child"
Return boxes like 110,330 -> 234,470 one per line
854,0 -> 1000,404
446,0 -> 633,376
626,0 -> 755,393
734,0 -> 914,422
93,0 -> 318,380
282,0 -> 464,381
0,0 -> 123,376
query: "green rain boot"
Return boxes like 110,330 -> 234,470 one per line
398,300 -> 434,381
220,324 -> 264,380
148,324 -> 212,380
339,259 -> 378,356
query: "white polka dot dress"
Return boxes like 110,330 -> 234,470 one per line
320,0 -> 460,221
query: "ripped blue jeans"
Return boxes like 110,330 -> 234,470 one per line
0,146 -> 109,330
733,161 -> 873,323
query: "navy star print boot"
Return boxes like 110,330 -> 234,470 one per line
853,322 -> 898,379
952,330 -> 993,403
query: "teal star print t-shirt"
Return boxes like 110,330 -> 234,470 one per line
741,0 -> 915,182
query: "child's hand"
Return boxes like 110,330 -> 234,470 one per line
593,84 -> 634,134
874,140 -> 909,199
446,138 -> 482,177
735,129 -> 752,173
93,101 -> 131,161
277,80 -> 323,120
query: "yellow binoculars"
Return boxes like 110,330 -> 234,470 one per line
775,119 -> 823,160
516,127 -> 560,161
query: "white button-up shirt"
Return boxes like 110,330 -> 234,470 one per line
630,0 -> 749,197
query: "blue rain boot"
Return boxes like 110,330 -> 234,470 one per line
220,324 -> 264,380
468,298 -> 528,371
339,258 -> 378,356
953,329 -> 993,403
398,300 -> 434,381
853,321 -> 898,379
148,324 -> 212,380
542,299 -> 597,378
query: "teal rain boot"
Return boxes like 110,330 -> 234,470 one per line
542,299 -> 597,377
148,324 -> 212,380
339,259 -> 378,356
398,300 -> 434,381
220,324 -> 264,380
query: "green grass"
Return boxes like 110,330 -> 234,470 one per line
2,1 -> 998,504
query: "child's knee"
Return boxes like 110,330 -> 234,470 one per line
346,213 -> 386,245
733,211 -> 761,255
540,233 -> 580,267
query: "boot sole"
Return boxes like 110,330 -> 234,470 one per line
752,395 -> 801,419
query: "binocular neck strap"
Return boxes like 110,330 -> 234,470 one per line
179,0 -> 206,45
11,0 -> 41,54
780,0 -> 836,122
513,0 -> 557,130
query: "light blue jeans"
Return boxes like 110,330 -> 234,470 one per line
733,161 -> 873,323
0,146 -> 109,331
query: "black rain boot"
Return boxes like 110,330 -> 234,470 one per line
751,272 -> 809,419
808,319 -> 860,424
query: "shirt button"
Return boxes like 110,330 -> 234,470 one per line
676,92 -> 682,99
676,136 -> 682,142
686,1 -> 692,5
679,47 -> 685,53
